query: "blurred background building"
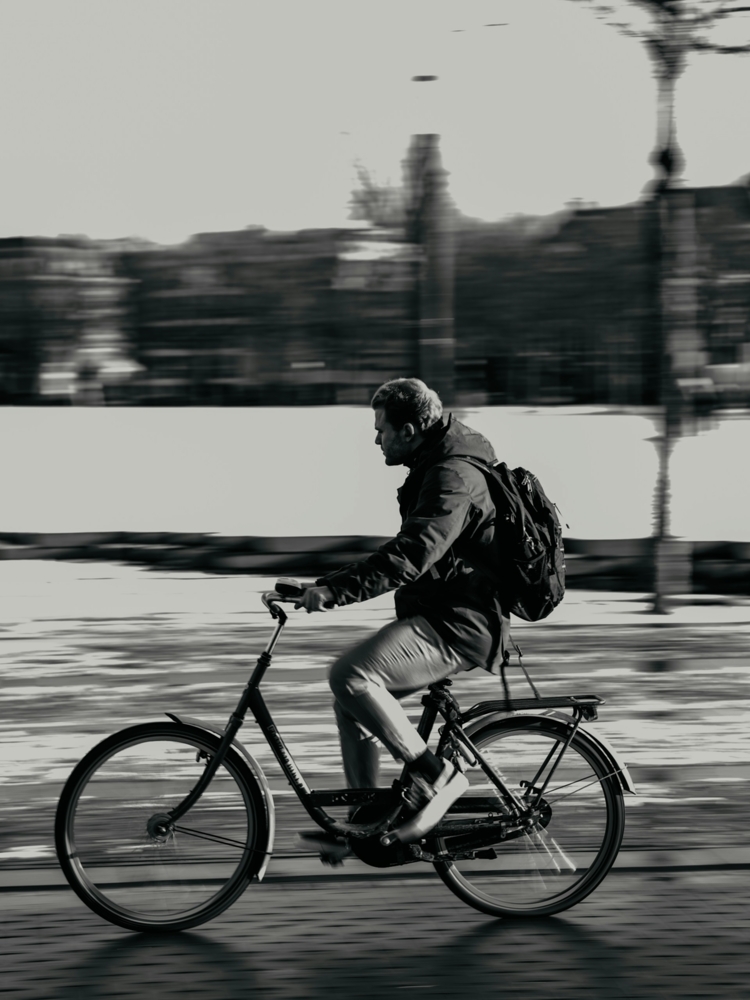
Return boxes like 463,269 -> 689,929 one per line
2,175 -> 748,412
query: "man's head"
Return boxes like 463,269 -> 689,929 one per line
371,378 -> 443,466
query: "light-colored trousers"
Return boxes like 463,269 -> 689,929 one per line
328,615 -> 471,789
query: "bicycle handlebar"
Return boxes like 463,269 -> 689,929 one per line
262,578 -> 335,617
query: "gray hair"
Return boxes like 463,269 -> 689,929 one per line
370,378 -> 443,432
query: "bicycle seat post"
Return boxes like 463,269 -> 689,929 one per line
425,680 -> 460,719
415,680 -> 453,741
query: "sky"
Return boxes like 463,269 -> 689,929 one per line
1,0 -> 749,244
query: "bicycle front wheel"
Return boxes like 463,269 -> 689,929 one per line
55,722 -> 269,932
434,716 -> 625,918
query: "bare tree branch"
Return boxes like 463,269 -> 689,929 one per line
567,0 -> 750,61
691,39 -> 750,50
567,0 -> 750,182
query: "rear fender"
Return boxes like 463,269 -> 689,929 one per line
165,712 -> 276,879
463,710 -> 636,795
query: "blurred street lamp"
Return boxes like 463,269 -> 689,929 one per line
643,3 -> 695,612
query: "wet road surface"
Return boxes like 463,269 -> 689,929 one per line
2,562 -> 750,997
2,561 -> 749,866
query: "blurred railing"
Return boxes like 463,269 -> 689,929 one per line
0,532 -> 748,594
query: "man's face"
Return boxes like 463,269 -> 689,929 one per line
374,407 -> 415,466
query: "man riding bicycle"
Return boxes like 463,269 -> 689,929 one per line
296,377 -> 507,858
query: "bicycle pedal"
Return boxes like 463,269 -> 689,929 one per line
319,852 -> 347,868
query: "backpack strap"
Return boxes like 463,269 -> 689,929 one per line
451,455 -> 531,536
499,617 -> 541,704
446,455 -> 505,589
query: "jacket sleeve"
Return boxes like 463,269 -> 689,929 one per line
317,463 -> 475,605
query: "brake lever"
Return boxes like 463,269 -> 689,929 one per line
261,591 -> 285,617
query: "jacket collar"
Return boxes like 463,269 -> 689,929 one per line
404,414 -> 452,470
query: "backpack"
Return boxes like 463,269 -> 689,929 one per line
457,458 -> 566,622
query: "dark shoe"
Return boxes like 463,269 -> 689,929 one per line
296,830 -> 353,866
392,761 -> 469,844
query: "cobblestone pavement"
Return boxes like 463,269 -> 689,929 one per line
3,866 -> 750,999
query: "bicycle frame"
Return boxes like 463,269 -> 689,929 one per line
165,597 -> 445,840
163,591 -> 634,851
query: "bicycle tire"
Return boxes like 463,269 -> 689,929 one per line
55,721 -> 269,932
433,715 -> 625,918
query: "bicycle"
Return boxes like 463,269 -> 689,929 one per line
55,579 -> 636,933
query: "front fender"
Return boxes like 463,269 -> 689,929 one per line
463,710 -> 636,796
166,712 -> 276,880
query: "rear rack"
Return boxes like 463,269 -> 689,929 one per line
461,693 -> 603,724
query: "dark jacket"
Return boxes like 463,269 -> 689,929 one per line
318,414 -> 505,670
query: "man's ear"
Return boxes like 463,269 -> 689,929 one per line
400,422 -> 417,441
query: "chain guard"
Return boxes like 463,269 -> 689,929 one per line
432,797 -> 553,858
349,791 -> 552,866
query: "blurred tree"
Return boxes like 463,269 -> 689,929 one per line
569,2 -> 750,184
570,1 -> 750,610
348,143 -> 458,404
348,162 -> 407,229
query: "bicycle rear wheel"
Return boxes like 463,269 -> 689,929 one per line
55,721 -> 268,932
433,716 -> 625,918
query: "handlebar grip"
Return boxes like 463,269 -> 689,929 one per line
271,578 -> 336,610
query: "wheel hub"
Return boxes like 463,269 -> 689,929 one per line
146,813 -> 175,843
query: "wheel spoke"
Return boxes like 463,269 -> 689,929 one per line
543,768 -> 624,805
528,828 -> 577,874
173,824 -> 252,853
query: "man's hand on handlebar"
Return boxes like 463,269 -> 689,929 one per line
294,585 -> 336,613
